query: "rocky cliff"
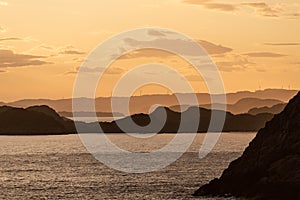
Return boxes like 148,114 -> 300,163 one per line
194,92 -> 300,199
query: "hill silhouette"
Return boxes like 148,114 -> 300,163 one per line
224,89 -> 297,103
0,105 -> 274,134
227,98 -> 282,114
96,107 -> 273,133
194,92 -> 300,199
0,105 -> 76,134
2,89 -> 296,115
248,103 -> 286,115
198,98 -> 283,114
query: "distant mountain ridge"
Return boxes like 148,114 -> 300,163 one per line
58,111 -> 124,118
199,98 -> 283,114
1,89 -> 296,115
169,98 -> 283,115
248,103 -> 286,115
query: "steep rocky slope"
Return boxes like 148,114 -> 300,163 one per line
194,92 -> 300,199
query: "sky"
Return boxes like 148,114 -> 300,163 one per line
0,0 -> 300,101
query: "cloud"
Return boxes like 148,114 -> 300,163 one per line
0,49 -> 51,68
183,1 -> 297,18
148,29 -> 168,37
198,40 -> 232,54
202,3 -> 238,11
40,45 -> 54,50
242,2 -> 283,17
60,50 -> 85,55
64,66 -> 102,75
65,66 -> 124,75
0,1 -> 8,6
147,29 -> 178,37
183,0 -> 238,11
216,61 -> 248,72
58,45 -> 86,55
183,0 -> 213,5
264,42 -> 300,46
0,37 -> 22,42
123,37 -> 205,57
64,70 -> 78,75
253,67 -> 267,73
119,37 -> 232,60
288,12 -> 300,18
117,49 -> 175,60
214,53 -> 256,72
105,67 -> 124,75
244,52 -> 286,57
0,70 -> 6,73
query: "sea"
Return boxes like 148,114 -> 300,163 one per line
0,133 -> 255,199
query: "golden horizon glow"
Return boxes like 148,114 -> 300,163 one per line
1,0 -> 300,101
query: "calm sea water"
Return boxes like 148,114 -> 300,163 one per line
0,133 -> 255,199
68,117 -> 123,123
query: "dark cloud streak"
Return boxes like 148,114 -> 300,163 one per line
0,37 -> 22,42
198,40 -> 232,54
182,0 -> 298,18
60,50 -> 86,55
244,52 -> 286,57
203,3 -> 238,11
0,49 -> 51,68
264,43 -> 300,46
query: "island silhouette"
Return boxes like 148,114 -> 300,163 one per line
0,104 -> 273,134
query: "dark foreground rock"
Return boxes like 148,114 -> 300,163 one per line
194,92 -> 300,199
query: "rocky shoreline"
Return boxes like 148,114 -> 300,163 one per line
194,92 -> 300,199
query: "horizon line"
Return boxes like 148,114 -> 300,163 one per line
1,88 -> 298,103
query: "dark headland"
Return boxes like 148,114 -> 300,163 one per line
194,92 -> 300,199
0,105 -> 274,134
0,105 -> 76,135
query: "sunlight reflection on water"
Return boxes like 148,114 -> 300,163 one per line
0,133 -> 255,199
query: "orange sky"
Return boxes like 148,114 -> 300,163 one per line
0,0 -> 300,101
